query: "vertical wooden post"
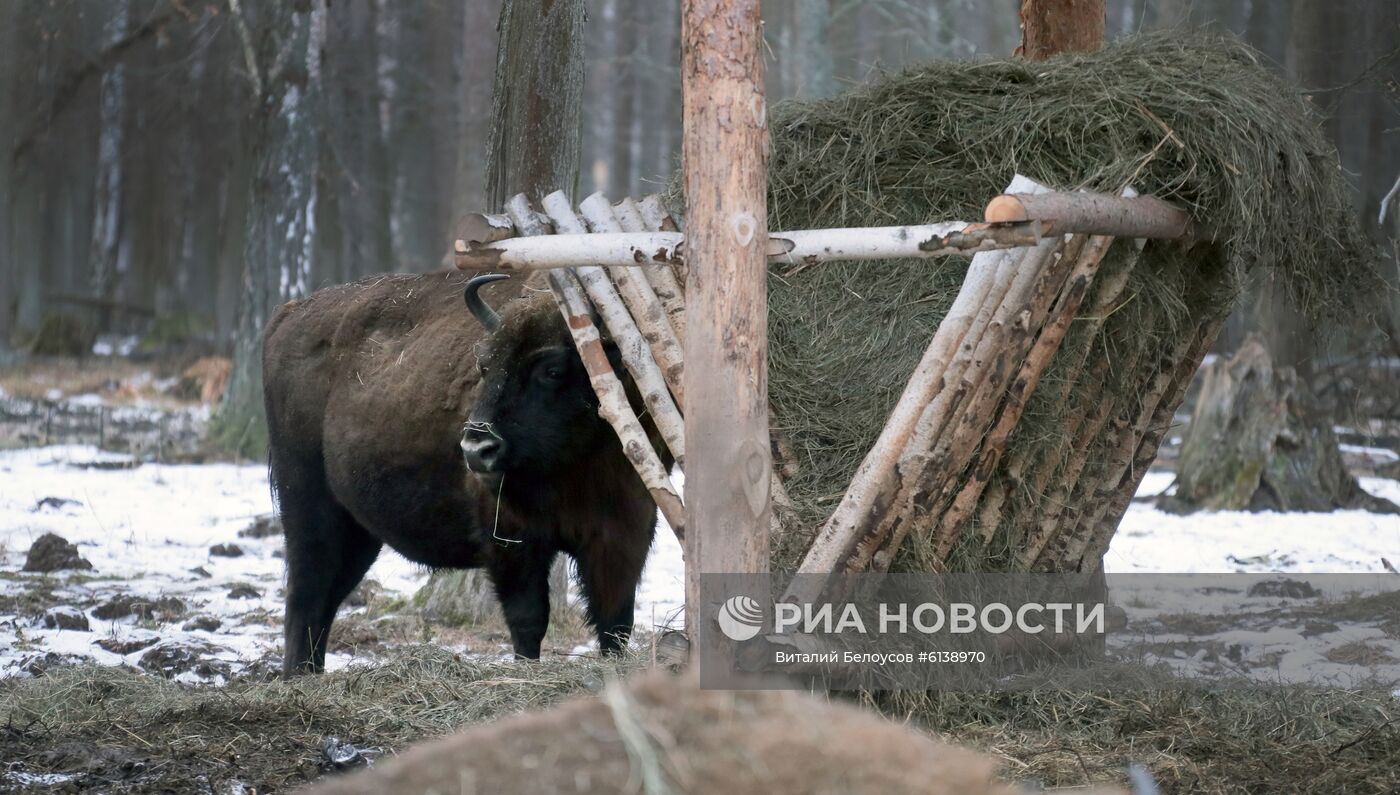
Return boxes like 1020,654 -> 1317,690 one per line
681,0 -> 772,634
1015,0 -> 1105,60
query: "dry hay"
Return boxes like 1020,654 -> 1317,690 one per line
307,671 -> 1057,795
0,647 -> 638,792
3,650 -> 1396,793
739,34 -> 1381,570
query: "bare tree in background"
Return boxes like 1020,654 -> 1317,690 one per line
485,0 -> 586,207
792,0 -> 835,98
215,0 -> 328,455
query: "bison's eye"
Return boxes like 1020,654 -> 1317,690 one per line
540,366 -> 564,382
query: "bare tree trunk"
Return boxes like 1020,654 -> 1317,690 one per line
88,2 -> 131,331
792,0 -> 834,98
215,0 -> 327,457
324,0 -> 394,282
485,0 -> 586,208
682,0 -> 772,633
1016,0 -> 1105,60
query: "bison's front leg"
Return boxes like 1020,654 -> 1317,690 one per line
575,535 -> 648,655
488,546 -> 556,659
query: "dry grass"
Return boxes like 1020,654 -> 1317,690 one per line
3,651 -> 1397,793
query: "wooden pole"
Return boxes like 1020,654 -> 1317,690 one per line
451,220 -> 1042,272
1015,0 -> 1105,61
681,0 -> 771,632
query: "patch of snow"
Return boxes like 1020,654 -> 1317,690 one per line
0,445 -> 428,679
1104,474 -> 1400,574
1340,443 -> 1400,463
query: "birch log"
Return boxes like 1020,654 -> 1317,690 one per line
538,192 -> 687,470
617,197 -> 687,332
453,221 -> 1043,272
985,191 -> 1195,240
502,194 -> 684,538
974,238 -> 1142,543
578,193 -> 688,404
548,268 -> 687,538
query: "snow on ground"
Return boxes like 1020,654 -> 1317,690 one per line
0,445 -> 686,678
2,446 -> 1397,680
1105,471 -> 1400,574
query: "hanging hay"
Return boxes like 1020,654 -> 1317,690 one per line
732,34 -> 1381,571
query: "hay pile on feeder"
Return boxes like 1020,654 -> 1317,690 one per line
753,34 -> 1379,572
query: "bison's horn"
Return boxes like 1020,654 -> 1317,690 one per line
464,274 -> 510,332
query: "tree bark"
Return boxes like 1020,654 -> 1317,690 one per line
485,0 -> 586,208
682,0 -> 772,632
1162,335 -> 1399,515
1016,0 -> 1105,60
215,0 -> 327,457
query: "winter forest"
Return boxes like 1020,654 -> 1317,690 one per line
3,1 -> 1397,370
3,1 -> 1400,792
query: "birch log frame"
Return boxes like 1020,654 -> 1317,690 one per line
985,190 -> 1196,240
546,268 -> 687,539
501,194 -> 685,539
578,193 -> 688,405
934,234 -> 1114,556
537,192 -> 688,471
796,175 -> 1055,577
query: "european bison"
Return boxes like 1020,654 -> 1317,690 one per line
263,271 -> 664,675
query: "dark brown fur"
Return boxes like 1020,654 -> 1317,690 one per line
263,271 -> 660,675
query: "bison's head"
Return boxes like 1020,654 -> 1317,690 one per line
459,274 -> 617,476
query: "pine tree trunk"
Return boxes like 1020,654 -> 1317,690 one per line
1016,0 -> 1105,60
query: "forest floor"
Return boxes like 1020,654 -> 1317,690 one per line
2,361 -> 1399,792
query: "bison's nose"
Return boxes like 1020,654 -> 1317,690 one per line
461,424 -> 507,472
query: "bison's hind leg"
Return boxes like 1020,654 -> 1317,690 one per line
278,462 -> 382,676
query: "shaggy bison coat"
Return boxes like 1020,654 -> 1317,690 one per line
262,271 -> 662,675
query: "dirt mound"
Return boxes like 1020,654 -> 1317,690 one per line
22,533 -> 93,573
307,672 -> 1062,795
